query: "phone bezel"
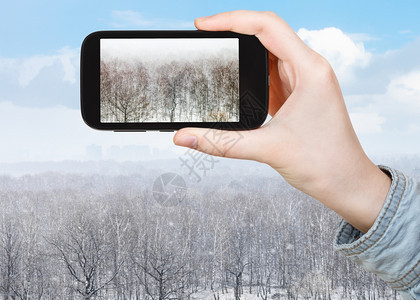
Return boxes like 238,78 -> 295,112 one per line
80,30 -> 268,131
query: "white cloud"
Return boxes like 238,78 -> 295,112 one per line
111,10 -> 154,27
18,47 -> 78,86
347,32 -> 378,43
0,48 -> 79,108
1,26 -> 419,161
349,112 -> 385,134
297,26 -> 420,155
406,123 -> 420,134
19,55 -> 55,86
297,27 -> 371,82
58,47 -> 78,84
387,70 -> 420,106
398,29 -> 412,35
346,68 -> 420,155
110,10 -> 194,29
0,101 -> 180,163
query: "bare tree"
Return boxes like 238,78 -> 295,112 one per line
0,222 -> 21,300
100,55 -> 239,123
134,245 -> 189,300
47,213 -> 120,299
224,194 -> 250,300
156,61 -> 189,122
101,60 -> 150,122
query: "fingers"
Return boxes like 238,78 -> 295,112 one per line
195,10 -> 310,63
173,127 -> 271,162
268,53 -> 288,116
195,10 -> 271,35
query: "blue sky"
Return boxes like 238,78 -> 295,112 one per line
0,0 -> 420,163
1,0 -> 419,56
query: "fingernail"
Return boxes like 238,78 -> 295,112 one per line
196,16 -> 211,22
175,135 -> 198,148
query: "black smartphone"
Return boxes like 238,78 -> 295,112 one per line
81,30 -> 268,131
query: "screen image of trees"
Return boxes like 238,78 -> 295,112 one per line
100,39 -> 239,123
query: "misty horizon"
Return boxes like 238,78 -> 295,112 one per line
100,38 -> 239,63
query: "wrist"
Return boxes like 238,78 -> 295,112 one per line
312,155 -> 392,233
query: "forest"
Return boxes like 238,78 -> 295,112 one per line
100,56 -> 239,123
0,165 -> 403,300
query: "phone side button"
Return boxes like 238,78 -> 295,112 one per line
159,129 -> 175,132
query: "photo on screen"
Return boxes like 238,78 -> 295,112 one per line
100,38 -> 239,123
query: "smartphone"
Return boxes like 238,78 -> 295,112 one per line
81,31 -> 268,131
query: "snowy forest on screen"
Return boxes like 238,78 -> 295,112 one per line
100,39 -> 239,123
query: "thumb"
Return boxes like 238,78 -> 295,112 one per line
173,127 -> 270,162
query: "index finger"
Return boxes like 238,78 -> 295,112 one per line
195,10 -> 311,63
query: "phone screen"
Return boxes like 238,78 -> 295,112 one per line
100,38 -> 239,123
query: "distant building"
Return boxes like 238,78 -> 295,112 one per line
86,144 -> 103,160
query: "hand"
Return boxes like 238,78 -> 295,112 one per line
173,10 -> 391,233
